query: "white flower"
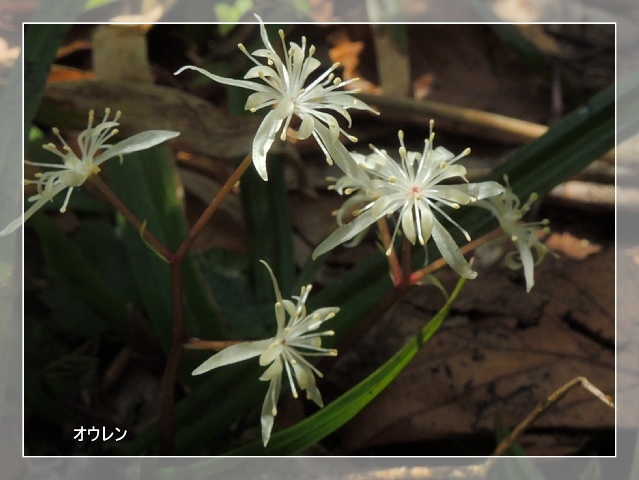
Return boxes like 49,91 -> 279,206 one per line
192,260 -> 338,446
174,15 -> 376,181
0,108 -> 180,236
312,123 -> 505,279
475,176 -> 551,292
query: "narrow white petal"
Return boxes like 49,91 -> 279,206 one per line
259,342 -> 284,367
175,65 -> 268,92
1,192 -> 55,236
245,91 -> 277,111
431,220 -> 477,279
430,146 -> 456,163
244,64 -> 279,80
458,181 -> 505,201
401,207 -> 416,244
252,109 -> 285,181
296,114 -> 315,140
419,204 -> 434,244
96,130 -> 180,164
517,240 -> 536,292
314,123 -> 369,183
312,208 -> 381,259
191,340 -> 271,375
260,372 -> 281,446
255,14 -> 275,52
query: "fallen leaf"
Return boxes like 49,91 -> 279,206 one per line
328,30 -> 381,94
413,72 -> 435,100
328,30 -> 364,80
48,65 -> 95,83
546,232 -> 601,260
328,247 -> 614,455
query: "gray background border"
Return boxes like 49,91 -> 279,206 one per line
1,0 -> 635,478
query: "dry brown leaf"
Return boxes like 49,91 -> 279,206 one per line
413,73 -> 435,100
328,30 -> 364,80
48,65 -> 95,83
328,30 -> 381,94
546,232 -> 601,260
328,247 -> 614,455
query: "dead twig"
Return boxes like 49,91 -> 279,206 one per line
356,92 -> 614,162
492,376 -> 615,457
335,376 -> 613,480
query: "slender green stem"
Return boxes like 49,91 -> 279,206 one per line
160,152 -> 253,455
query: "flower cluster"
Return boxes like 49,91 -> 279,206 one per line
475,176 -> 551,292
1,109 -> 179,236
312,123 -> 505,279
175,14 -> 376,181
192,260 -> 338,446
9,16 -> 557,454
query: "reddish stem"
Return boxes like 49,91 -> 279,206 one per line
377,217 -> 402,285
160,152 -> 253,455
90,175 -> 173,262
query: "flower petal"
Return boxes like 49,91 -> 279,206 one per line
314,123 -> 368,183
252,108 -> 285,181
312,208 -> 382,259
431,220 -> 477,279
191,339 -> 271,375
418,203 -> 434,244
464,181 -> 505,200
96,130 -> 180,164
296,113 -> 315,140
0,184 -> 66,236
401,207 -> 416,244
260,366 -> 282,446
245,91 -> 277,111
516,239 -> 536,292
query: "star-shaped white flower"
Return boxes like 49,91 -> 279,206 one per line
0,108 -> 180,236
312,123 -> 505,279
475,176 -> 551,292
192,260 -> 338,446
175,15 -> 376,181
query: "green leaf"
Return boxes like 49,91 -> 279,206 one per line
31,214 -> 130,340
241,155 -> 296,305
489,83 -> 614,200
24,26 -> 71,132
214,0 -> 254,36
84,0 -> 122,11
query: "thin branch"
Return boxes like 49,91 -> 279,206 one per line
355,92 -> 614,162
183,339 -> 246,350
492,376 -> 615,456
90,174 -> 173,262
159,152 -> 253,455
409,227 -> 504,285
377,217 -> 403,286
